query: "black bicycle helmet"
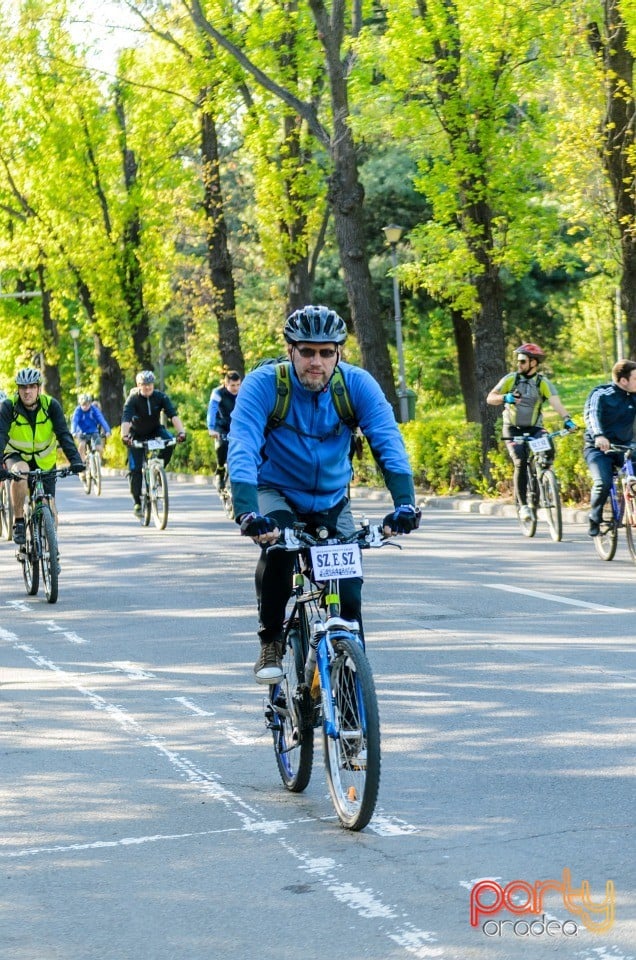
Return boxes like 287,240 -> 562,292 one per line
136,370 -> 155,385
15,367 -> 42,386
284,305 -> 347,345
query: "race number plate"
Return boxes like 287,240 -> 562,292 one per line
310,542 -> 362,579
147,438 -> 163,450
528,435 -> 550,454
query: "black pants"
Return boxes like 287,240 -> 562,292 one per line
255,499 -> 363,644
504,428 -> 554,506
127,429 -> 175,503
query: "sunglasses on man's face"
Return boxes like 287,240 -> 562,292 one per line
295,347 -> 338,360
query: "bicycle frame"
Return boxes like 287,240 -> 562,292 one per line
510,428 -> 570,540
131,437 -> 176,529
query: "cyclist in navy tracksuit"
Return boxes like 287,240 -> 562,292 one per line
584,359 -> 636,537
228,305 -> 420,684
207,370 -> 241,490
71,393 -> 111,462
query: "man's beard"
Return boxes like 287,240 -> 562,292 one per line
296,370 -> 329,392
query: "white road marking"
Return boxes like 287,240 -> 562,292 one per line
35,620 -> 89,645
5,637 -> 444,957
485,583 -> 632,613
112,661 -> 156,680
166,696 -> 216,716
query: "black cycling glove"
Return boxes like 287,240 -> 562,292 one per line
239,512 -> 278,537
383,504 -> 421,534
71,462 -> 86,474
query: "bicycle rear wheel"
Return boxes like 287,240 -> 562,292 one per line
40,506 -> 59,604
22,516 -> 39,596
541,469 -> 562,542
594,497 -> 619,561
271,624 -> 314,792
150,462 -> 169,529
323,634 -> 380,831
92,451 -> 102,496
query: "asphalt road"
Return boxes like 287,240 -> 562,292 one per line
0,477 -> 634,960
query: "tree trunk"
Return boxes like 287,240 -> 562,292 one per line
589,5 -> 636,357
76,277 -> 125,425
199,89 -> 244,375
115,84 -> 151,369
450,309 -> 480,422
36,262 -> 62,402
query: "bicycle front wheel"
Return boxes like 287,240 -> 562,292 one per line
81,462 -> 92,495
623,487 -> 636,563
323,635 -> 380,831
271,625 -> 314,793
594,497 -> 619,561
541,470 -> 562,542
0,480 -> 12,541
22,517 -> 39,596
40,507 -> 59,604
92,452 -> 102,496
150,463 -> 169,529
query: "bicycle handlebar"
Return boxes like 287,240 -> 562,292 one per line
131,437 -> 177,450
268,521 -> 398,554
509,428 -> 573,443
7,466 -> 73,481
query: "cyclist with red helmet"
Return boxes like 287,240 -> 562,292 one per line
487,344 -> 576,523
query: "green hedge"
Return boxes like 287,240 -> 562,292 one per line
99,416 -> 591,506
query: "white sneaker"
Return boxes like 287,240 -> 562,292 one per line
518,505 -> 533,522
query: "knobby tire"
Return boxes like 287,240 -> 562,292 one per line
151,462 -> 169,530
0,480 -> 12,541
40,506 -> 59,604
541,469 -> 562,542
323,635 -> 380,831
22,515 -> 39,596
594,495 -> 619,561
271,621 -> 314,793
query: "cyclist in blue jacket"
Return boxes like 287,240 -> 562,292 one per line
228,305 -> 420,684
207,370 -> 241,491
584,359 -> 636,537
71,393 -> 112,463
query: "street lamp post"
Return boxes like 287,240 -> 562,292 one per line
70,327 -> 81,392
382,224 -> 409,423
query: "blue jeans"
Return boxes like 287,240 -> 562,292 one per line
584,447 -> 623,523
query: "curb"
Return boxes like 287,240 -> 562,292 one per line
421,493 -> 589,525
101,468 -> 589,525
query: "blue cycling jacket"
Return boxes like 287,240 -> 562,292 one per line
228,361 -> 415,518
71,403 -> 111,436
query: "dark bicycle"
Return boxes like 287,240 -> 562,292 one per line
8,466 -> 72,604
511,428 -> 573,541
593,443 -> 636,562
0,475 -> 12,541
131,437 -> 176,530
78,433 -> 103,496
264,519 -> 396,831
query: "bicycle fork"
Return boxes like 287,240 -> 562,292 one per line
316,619 -> 367,742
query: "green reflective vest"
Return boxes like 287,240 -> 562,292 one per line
6,395 -> 57,468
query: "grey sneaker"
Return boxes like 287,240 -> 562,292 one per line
133,503 -> 142,517
254,641 -> 283,684
518,504 -> 534,522
13,519 -> 26,545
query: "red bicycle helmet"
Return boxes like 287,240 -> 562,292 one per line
515,343 -> 545,360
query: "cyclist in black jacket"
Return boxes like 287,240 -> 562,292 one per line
584,359 -> 636,537
121,371 -> 186,516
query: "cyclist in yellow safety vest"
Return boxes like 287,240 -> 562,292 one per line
0,367 -> 85,544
